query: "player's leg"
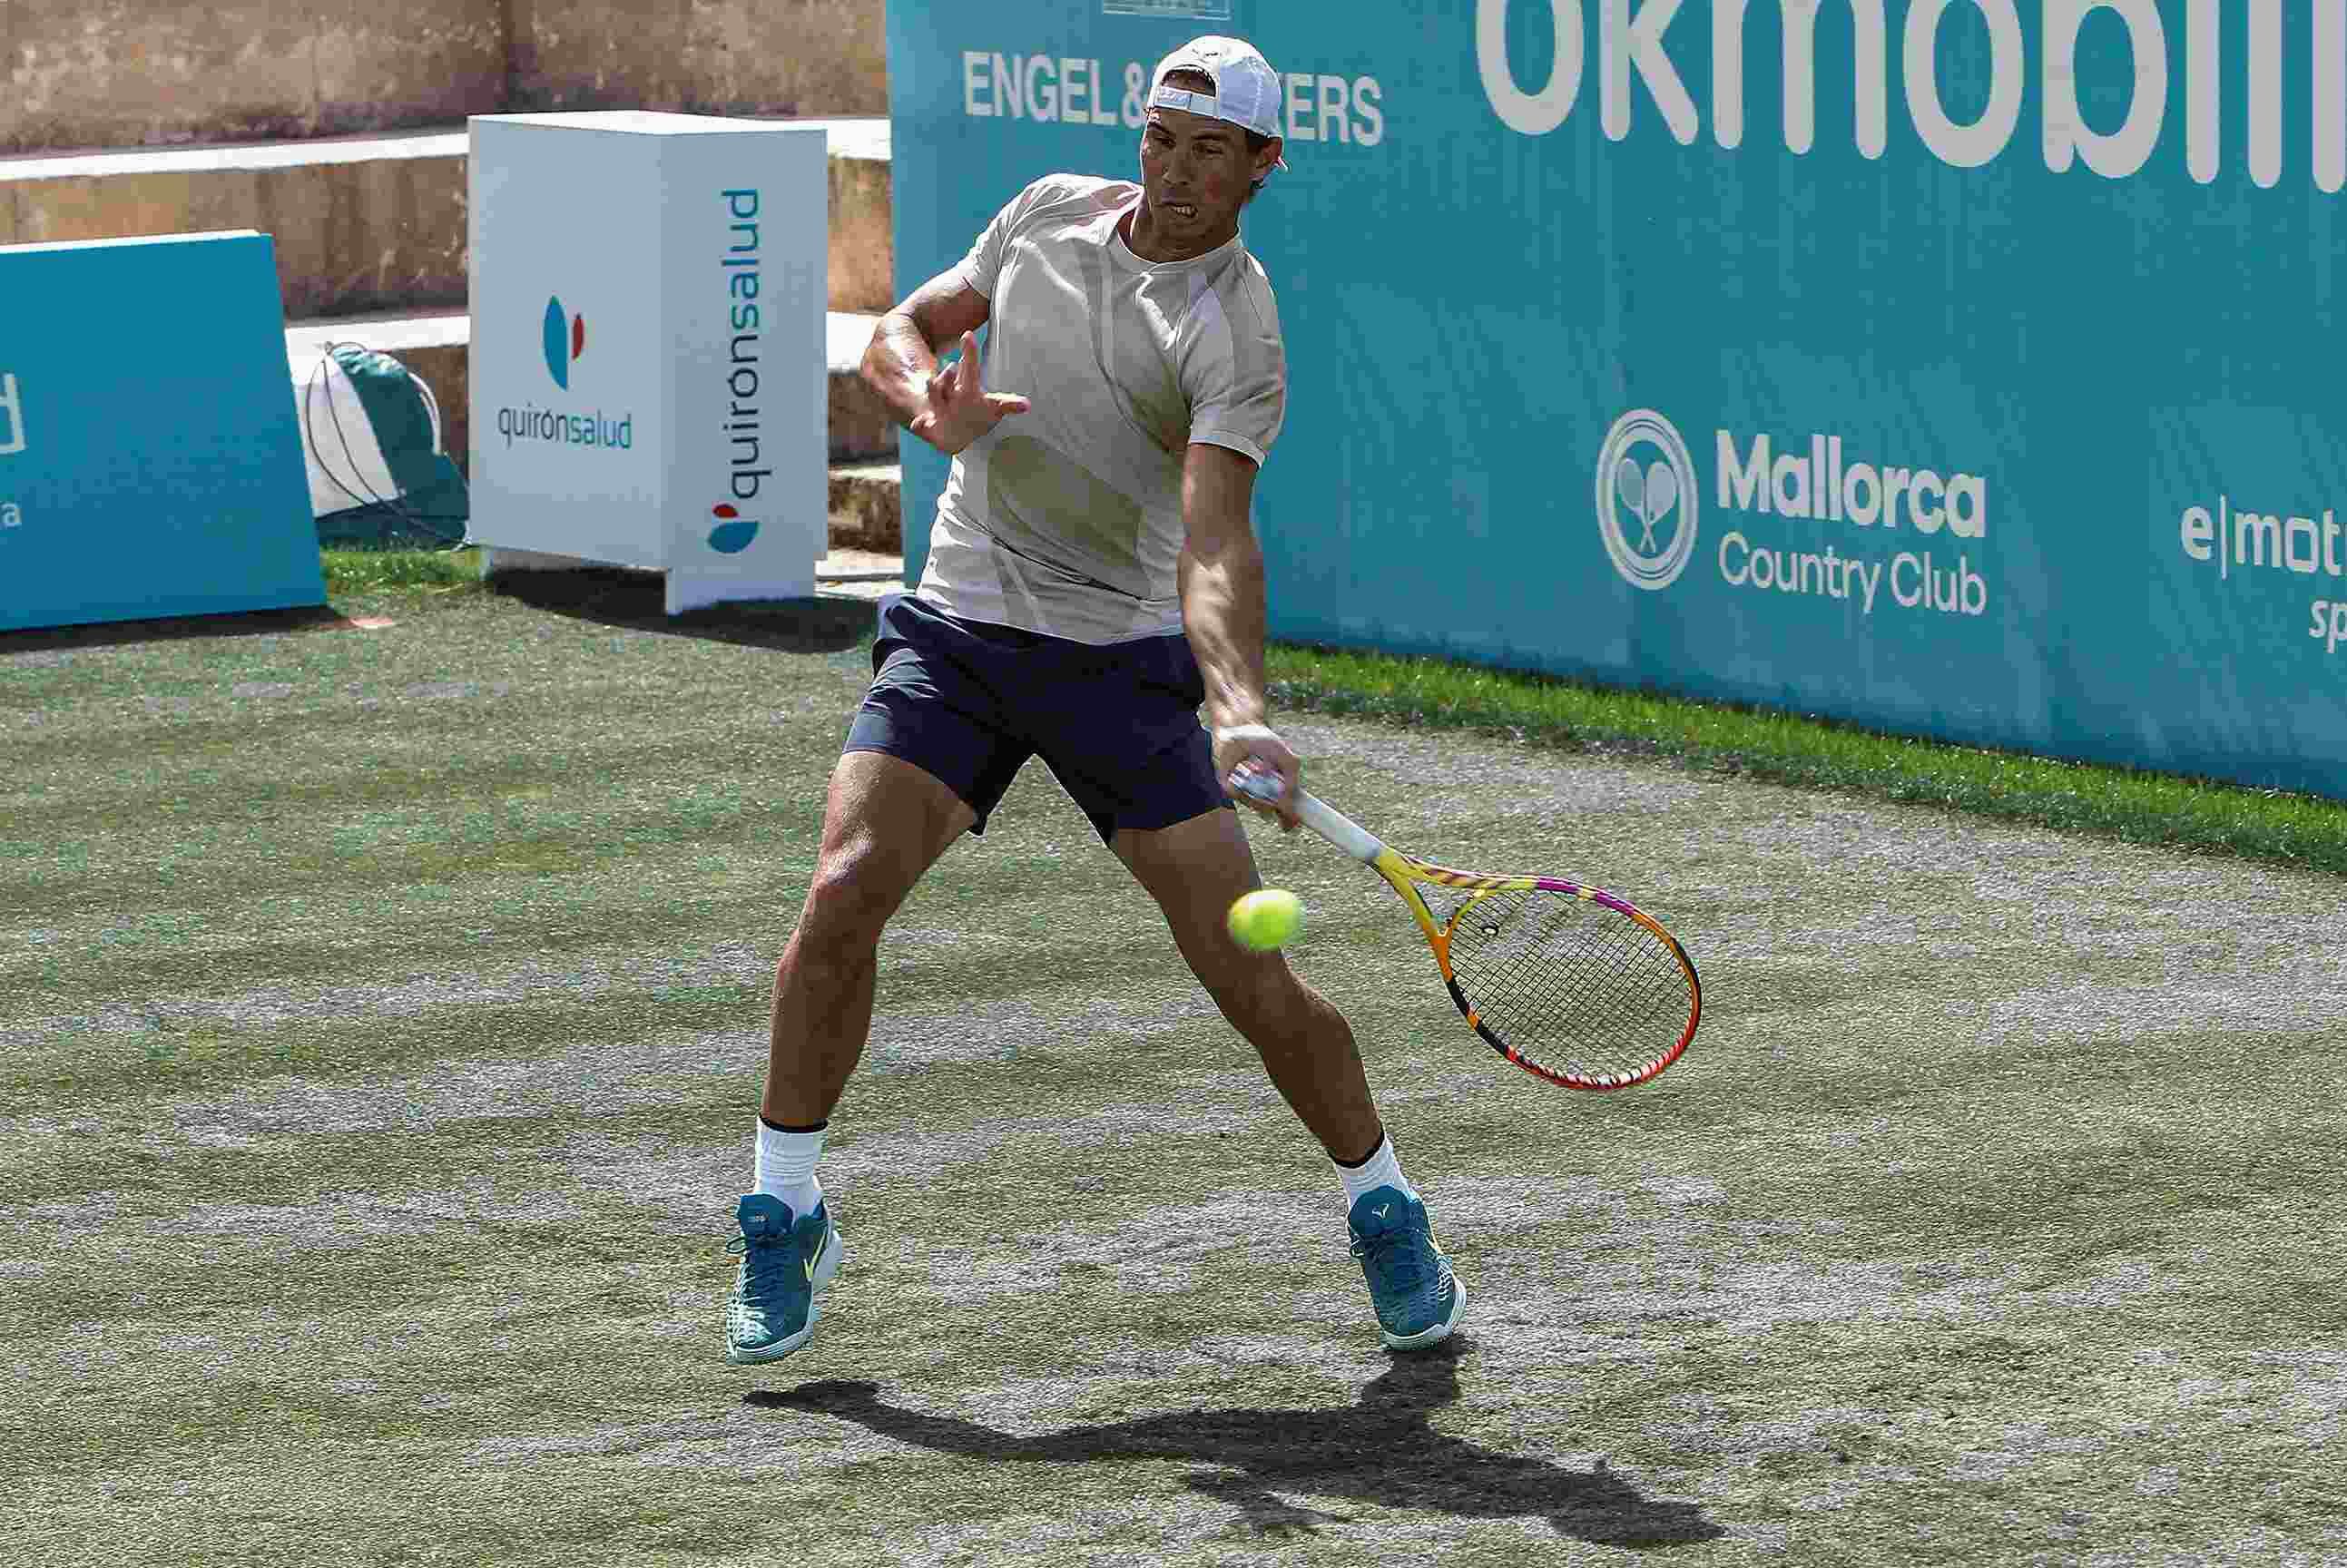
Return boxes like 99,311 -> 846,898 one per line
763,748 -> 975,1127
730,749 -> 972,1367
1033,629 -> 1463,1348
731,593 -> 1019,1367
1111,805 -> 1378,1158
1112,807 -> 1464,1349
1047,630 -> 1382,1158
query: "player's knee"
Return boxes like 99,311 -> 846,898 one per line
1208,950 -> 1305,1034
795,849 -> 905,959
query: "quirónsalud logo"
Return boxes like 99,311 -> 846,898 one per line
707,503 -> 757,554
496,295 -> 631,453
709,188 -> 770,557
1596,410 -> 1699,591
543,297 -> 586,389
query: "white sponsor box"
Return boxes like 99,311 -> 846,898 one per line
467,113 -> 826,615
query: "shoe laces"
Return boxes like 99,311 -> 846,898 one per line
726,1225 -> 800,1298
1350,1223 -> 1431,1298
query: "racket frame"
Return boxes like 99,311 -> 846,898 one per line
1244,778 -> 1702,1090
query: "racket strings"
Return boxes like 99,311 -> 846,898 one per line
1443,887 -> 1694,1083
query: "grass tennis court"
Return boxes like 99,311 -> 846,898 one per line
5,571 -> 2344,1565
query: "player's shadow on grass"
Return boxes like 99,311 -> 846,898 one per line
487,565 -> 875,653
750,1340 -> 1720,1548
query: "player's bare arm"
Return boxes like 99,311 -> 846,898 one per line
859,271 -> 1030,456
1177,441 -> 1301,828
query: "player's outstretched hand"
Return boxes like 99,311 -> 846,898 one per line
911,330 -> 1031,456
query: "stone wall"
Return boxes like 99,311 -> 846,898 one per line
0,0 -> 886,153
506,0 -> 887,120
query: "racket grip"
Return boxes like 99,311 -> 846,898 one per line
1224,769 -> 1386,864
1226,769 -> 1285,808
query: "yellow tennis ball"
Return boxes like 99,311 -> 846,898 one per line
1227,888 -> 1304,953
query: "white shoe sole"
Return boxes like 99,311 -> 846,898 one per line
726,1225 -> 846,1366
1380,1273 -> 1466,1351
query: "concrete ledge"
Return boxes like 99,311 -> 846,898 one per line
828,138 -> 893,319
824,311 -> 895,462
817,546 -> 903,583
3,132 -> 469,318
828,461 -> 902,553
4,117 -> 893,318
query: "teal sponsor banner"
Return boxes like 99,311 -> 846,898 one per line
1,231 -> 324,632
889,3 -> 2347,798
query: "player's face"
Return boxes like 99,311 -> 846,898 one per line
1132,106 -> 1272,261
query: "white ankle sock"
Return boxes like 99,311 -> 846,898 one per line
755,1118 -> 826,1218
1335,1134 -> 1416,1208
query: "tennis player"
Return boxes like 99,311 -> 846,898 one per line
724,35 -> 1464,1365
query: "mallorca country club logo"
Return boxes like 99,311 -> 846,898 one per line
543,296 -> 586,389
1592,406 -> 1992,618
1596,409 -> 1700,591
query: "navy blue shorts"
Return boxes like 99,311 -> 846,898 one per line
844,593 -> 1230,841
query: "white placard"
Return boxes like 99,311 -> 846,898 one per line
468,113 -> 827,613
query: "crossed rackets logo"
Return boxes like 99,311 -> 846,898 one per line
1595,410 -> 1701,591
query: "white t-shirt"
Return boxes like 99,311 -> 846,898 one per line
917,174 -> 1289,644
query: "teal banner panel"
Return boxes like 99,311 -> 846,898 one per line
1,231 -> 324,632
889,3 -> 2347,798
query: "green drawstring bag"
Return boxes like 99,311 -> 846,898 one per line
300,341 -> 469,548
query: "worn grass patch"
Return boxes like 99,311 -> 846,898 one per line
5,581 -> 2344,1566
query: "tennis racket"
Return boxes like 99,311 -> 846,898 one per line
1231,770 -> 1701,1090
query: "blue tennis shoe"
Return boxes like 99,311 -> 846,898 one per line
725,1192 -> 844,1365
1348,1185 -> 1465,1349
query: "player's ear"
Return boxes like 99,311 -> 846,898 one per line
1253,138 -> 1284,183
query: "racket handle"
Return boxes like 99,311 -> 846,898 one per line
1226,770 -> 1387,865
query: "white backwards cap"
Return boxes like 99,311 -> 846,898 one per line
1149,35 -> 1289,171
